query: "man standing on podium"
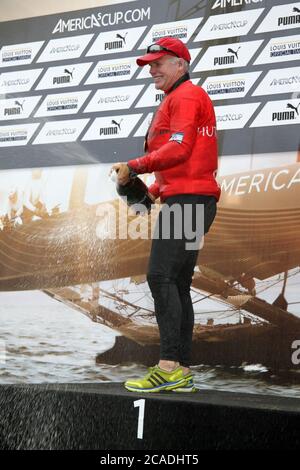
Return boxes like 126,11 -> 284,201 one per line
110,37 -> 220,393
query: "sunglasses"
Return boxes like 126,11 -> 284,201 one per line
146,43 -> 179,58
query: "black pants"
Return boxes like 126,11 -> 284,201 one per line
147,194 -> 217,367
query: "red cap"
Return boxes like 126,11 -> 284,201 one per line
136,37 -> 191,66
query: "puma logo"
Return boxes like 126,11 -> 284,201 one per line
64,68 -> 74,79
116,33 -> 128,44
227,46 -> 241,60
14,100 -> 25,111
287,103 -> 300,115
111,119 -> 123,131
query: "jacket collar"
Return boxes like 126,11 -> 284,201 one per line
165,72 -> 190,94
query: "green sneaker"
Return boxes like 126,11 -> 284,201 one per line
124,365 -> 186,393
172,373 -> 198,393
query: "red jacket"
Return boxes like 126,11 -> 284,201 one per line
128,78 -> 221,202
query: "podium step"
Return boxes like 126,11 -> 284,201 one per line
0,383 -> 299,450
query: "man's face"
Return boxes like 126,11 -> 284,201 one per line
148,55 -> 183,91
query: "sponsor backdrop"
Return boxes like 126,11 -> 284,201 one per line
0,0 -> 300,390
0,0 -> 299,169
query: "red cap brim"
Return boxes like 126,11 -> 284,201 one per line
136,51 -> 169,66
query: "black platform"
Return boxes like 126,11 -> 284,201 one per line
0,383 -> 299,450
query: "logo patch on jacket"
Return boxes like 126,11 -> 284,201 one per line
169,132 -> 184,143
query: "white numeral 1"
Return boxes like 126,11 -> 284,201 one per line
134,399 -> 145,439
